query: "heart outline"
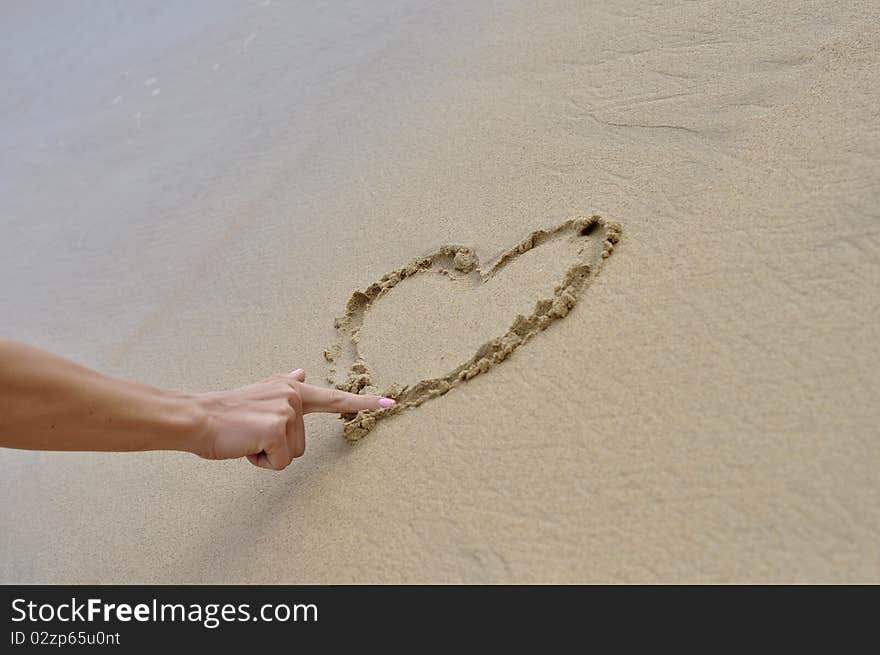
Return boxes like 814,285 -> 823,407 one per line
325,215 -> 621,440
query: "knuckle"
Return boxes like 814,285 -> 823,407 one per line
266,416 -> 286,438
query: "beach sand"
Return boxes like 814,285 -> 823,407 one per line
1,1 -> 878,582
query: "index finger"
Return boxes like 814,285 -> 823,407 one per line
299,382 -> 395,415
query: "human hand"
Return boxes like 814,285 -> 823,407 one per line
192,369 -> 394,470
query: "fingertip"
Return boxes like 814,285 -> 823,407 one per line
249,452 -> 272,469
378,397 -> 396,409
289,368 -> 305,381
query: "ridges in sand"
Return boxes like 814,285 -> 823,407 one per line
325,215 -> 621,441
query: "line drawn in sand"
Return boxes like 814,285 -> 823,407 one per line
325,215 -> 621,441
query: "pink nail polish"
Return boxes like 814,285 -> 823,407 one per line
290,368 -> 304,376
378,398 -> 395,409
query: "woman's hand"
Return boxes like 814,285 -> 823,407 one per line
0,340 -> 381,471
193,369 -> 395,470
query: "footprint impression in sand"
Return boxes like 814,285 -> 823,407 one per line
325,216 -> 621,440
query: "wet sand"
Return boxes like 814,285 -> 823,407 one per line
1,1 -> 878,582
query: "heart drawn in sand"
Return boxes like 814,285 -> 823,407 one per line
324,215 -> 621,440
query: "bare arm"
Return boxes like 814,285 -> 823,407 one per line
0,339 -> 394,470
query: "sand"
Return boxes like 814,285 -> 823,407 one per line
330,216 -> 621,440
1,1 -> 878,583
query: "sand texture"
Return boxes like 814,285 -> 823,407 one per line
329,216 -> 620,440
1,1 -> 878,582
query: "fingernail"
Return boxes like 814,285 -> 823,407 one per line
290,368 -> 304,376
378,398 -> 396,409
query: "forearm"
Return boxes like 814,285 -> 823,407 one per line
0,339 -> 205,453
